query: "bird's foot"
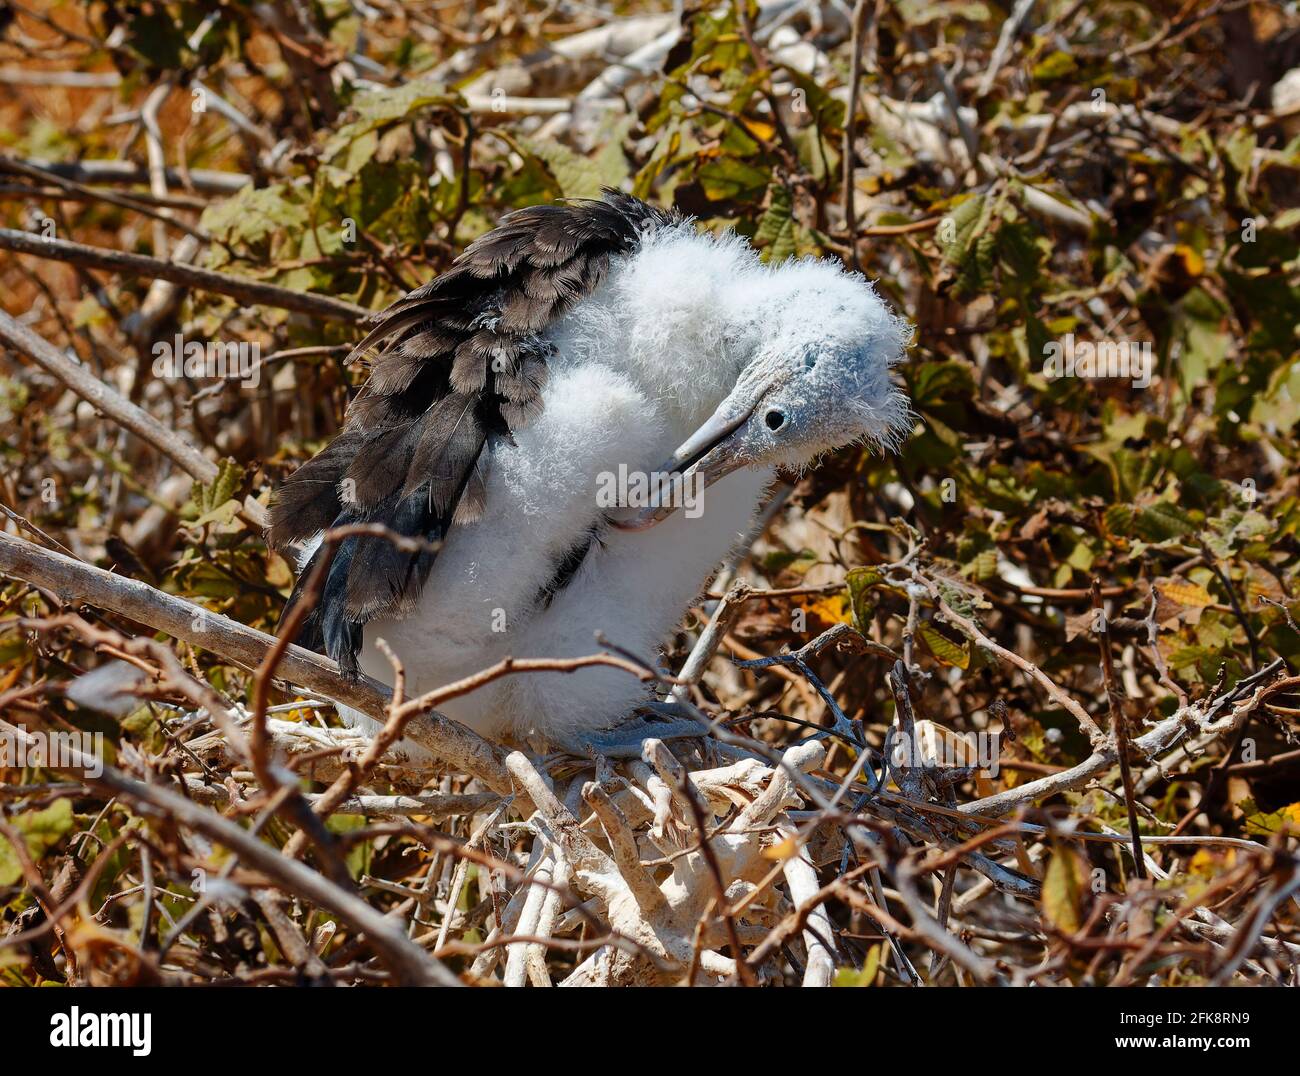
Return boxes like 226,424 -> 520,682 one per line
556,700 -> 712,759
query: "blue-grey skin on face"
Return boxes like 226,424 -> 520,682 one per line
613,282 -> 911,531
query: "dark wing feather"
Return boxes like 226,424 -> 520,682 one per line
271,189 -> 675,673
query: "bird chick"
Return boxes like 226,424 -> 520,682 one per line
272,191 -> 910,754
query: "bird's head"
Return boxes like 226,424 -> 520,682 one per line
613,253 -> 912,529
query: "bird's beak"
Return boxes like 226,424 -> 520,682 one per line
610,383 -> 768,530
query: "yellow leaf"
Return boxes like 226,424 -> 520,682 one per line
832,944 -> 882,986
1174,243 -> 1204,278
1159,579 -> 1213,609
762,836 -> 798,861
919,623 -> 970,669
802,594 -> 853,626
1245,569 -> 1285,604
1240,799 -> 1300,836
1041,844 -> 1088,935
861,942 -> 882,984
281,697 -> 319,723
265,551 -> 294,589
1189,848 -> 1237,878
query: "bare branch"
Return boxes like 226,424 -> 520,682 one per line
0,228 -> 369,322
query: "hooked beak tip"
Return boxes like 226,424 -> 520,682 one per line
608,507 -> 673,531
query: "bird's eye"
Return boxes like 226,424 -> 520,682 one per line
765,409 -> 787,431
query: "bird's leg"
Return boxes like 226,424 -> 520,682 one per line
555,700 -> 711,758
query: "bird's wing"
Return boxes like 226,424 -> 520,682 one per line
270,189 -> 674,673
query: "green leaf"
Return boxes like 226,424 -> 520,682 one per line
326,814 -> 372,880
754,185 -> 796,263
1103,503 -> 1136,537
192,459 -> 245,517
521,126 -> 630,199
324,81 -> 456,162
1238,799 -> 1300,837
696,157 -> 770,203
1032,51 -> 1078,81
1202,506 -> 1274,559
200,186 -> 310,251
940,194 -> 985,265
758,548 -> 818,574
846,567 -> 885,629
962,548 -> 998,581
191,499 -> 242,529
1251,355 -> 1300,431
779,68 -> 845,131
910,360 -> 977,410
1134,501 -> 1197,543
938,194 -> 998,294
918,623 -> 970,669
0,799 -> 74,886
896,1 -> 992,24
667,7 -> 749,76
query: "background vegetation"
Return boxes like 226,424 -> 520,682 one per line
1,0 -> 1298,986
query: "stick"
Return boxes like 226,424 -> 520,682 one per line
672,581 -> 751,703
0,311 -> 270,530
959,663 -> 1294,818
9,157 -> 250,195
104,759 -> 457,984
910,568 -> 1107,746
975,0 -> 1037,99
0,530 -> 514,794
776,816 -> 837,986
0,310 -> 214,483
841,0 -> 872,270
0,228 -> 369,322
184,777 -> 497,819
0,157 -> 209,242
0,719 -> 454,983
1092,578 -> 1146,880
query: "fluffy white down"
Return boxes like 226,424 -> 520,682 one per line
337,221 -> 906,745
